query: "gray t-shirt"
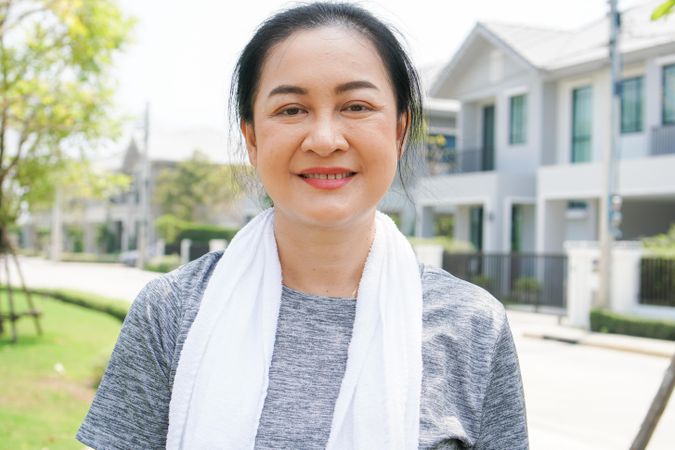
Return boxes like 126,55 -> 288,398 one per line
77,251 -> 528,449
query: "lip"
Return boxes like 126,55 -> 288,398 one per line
297,166 -> 356,190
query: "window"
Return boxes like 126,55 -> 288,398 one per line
567,200 -> 588,210
664,64 -> 675,125
469,206 -> 483,252
509,94 -> 527,144
511,205 -> 523,252
621,77 -> 643,133
571,86 -> 592,163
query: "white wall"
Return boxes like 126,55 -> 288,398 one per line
565,199 -> 599,242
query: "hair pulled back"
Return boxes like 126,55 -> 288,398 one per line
229,2 -> 424,190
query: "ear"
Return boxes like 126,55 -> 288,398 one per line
241,120 -> 258,166
396,112 -> 410,158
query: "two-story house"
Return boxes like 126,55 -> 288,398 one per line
422,0 -> 675,255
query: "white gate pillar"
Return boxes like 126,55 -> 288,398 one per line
565,241 -> 643,329
565,242 -> 599,329
610,242 -> 643,314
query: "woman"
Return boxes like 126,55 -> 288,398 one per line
77,3 -> 528,449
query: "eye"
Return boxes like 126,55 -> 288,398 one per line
279,106 -> 305,116
344,103 -> 371,113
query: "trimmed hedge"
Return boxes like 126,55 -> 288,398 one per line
178,223 -> 237,244
590,308 -> 675,341
20,287 -> 130,322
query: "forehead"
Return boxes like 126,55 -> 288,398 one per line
256,25 -> 393,95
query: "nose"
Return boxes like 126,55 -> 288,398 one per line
300,112 -> 349,156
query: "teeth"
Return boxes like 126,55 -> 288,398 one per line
303,172 -> 352,180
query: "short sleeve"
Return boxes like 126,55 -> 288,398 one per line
473,316 -> 529,450
76,276 -> 180,450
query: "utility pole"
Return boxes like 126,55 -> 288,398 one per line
136,102 -> 150,269
598,0 -> 623,309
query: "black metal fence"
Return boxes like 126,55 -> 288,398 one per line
442,252 -> 567,313
639,257 -> 675,307
164,241 -> 212,262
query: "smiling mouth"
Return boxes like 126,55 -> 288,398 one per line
299,172 -> 356,180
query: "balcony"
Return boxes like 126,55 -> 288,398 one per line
651,125 -> 675,156
426,147 -> 494,175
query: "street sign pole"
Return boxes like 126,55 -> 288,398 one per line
599,0 -> 622,309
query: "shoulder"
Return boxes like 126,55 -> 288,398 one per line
132,250 -> 222,315
419,264 -> 507,346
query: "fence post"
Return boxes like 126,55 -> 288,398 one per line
565,242 -> 599,329
413,244 -> 444,269
180,239 -> 192,265
611,241 -> 643,314
209,239 -> 227,252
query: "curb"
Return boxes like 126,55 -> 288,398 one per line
522,330 -> 675,358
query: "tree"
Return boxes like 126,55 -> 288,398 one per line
153,150 -> 245,223
651,0 -> 675,20
0,0 -> 134,341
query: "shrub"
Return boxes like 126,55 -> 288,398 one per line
144,254 -> 181,273
408,236 -> 475,253
60,252 -> 120,263
155,214 -> 238,246
590,308 -> 675,341
470,274 -> 493,291
178,223 -> 238,244
29,288 -> 130,322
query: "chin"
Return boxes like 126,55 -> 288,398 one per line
280,202 -> 375,230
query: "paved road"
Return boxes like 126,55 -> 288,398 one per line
7,256 -> 160,301
8,257 -> 675,449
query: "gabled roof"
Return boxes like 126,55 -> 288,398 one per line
431,0 -> 675,96
119,127 -> 246,172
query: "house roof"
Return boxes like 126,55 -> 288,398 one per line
431,0 -> 675,95
144,127 -> 244,164
115,126 -> 246,172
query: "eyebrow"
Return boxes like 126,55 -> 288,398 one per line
267,80 -> 379,97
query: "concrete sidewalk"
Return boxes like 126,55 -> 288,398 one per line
507,309 -> 675,359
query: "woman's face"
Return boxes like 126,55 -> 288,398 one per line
242,26 -> 406,229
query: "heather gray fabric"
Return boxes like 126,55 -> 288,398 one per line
77,251 -> 528,450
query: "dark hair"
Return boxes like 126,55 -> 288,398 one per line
229,2 -> 424,192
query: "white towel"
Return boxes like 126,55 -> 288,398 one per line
167,208 -> 423,449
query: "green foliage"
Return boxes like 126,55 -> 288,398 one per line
153,150 -> 244,222
514,277 -> 541,293
642,224 -> 675,258
59,252 -> 119,263
470,274 -> 493,291
179,222 -> 238,244
434,214 -> 454,237
408,236 -> 475,253
96,223 -> 120,253
590,308 -> 675,341
652,0 -> 675,20
0,289 -> 122,448
0,0 -> 135,241
144,254 -> 181,273
155,214 -> 238,246
23,287 -> 130,322
155,214 -> 186,245
65,224 -> 83,252
512,277 -> 541,304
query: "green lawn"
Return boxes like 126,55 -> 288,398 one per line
0,290 -> 124,450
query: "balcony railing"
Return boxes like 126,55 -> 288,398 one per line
426,148 -> 494,175
651,125 -> 675,156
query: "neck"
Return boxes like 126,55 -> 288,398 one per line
274,209 -> 376,299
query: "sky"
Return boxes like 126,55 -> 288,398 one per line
110,0 -> 648,156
